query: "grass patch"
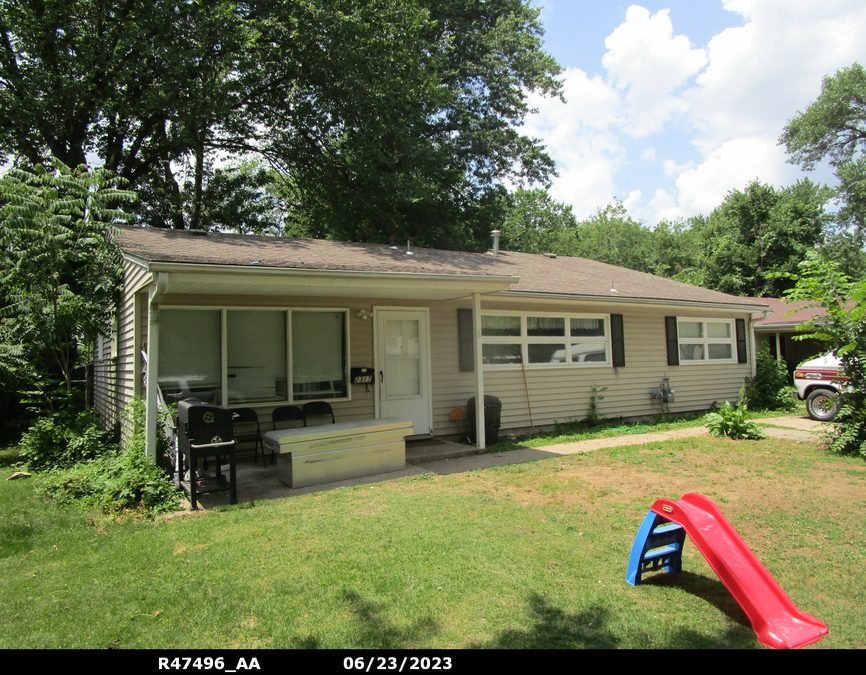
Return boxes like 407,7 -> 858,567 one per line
0,433 -> 862,649
487,404 -> 806,453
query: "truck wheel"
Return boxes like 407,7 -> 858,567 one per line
806,388 -> 841,422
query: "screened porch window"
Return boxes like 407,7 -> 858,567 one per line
157,308 -> 350,406
158,310 -> 222,404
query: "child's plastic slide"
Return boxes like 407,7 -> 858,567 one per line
627,493 -> 828,649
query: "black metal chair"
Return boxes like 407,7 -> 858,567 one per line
302,401 -> 335,424
272,405 -> 306,430
231,408 -> 267,466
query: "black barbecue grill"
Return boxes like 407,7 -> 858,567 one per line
177,399 -> 238,509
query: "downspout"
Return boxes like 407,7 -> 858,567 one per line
473,292 -> 486,450
749,310 -> 770,377
145,272 -> 170,457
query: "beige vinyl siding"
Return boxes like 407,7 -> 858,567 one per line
98,280 -> 754,442
94,258 -> 151,432
429,299 -> 753,436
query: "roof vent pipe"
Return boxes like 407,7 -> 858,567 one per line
491,229 -> 501,256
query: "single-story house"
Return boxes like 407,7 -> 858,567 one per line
95,226 -> 769,456
748,297 -> 828,373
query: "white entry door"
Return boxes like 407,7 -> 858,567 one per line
376,309 -> 431,436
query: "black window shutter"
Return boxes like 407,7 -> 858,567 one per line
610,314 -> 625,367
458,308 -> 475,372
665,316 -> 679,366
736,318 -> 747,364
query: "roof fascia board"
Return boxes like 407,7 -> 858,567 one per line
494,291 -> 767,313
755,323 -> 810,330
141,260 -> 518,287
122,252 -> 151,269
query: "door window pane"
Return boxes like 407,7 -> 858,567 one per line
384,318 -> 421,397
228,311 -> 287,404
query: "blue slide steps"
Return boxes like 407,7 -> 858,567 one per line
626,510 -> 686,586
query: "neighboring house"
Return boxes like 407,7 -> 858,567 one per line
96,226 -> 769,456
748,298 -> 828,374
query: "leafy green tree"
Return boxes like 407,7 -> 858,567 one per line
0,162 -> 133,401
572,201 -> 654,272
780,63 -> 866,170
496,188 -> 577,254
780,62 -> 866,268
784,251 -> 866,459
1,1 -> 561,248
695,180 -> 829,296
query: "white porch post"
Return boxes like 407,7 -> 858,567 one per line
145,273 -> 169,458
775,332 -> 782,362
473,292 -> 485,450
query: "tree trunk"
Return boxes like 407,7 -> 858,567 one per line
189,129 -> 206,230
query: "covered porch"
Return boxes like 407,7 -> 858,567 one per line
140,261 -> 518,469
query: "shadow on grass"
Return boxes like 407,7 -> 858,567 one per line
643,571 -> 750,628
0,522 -> 35,558
471,593 -> 757,649
470,595 -> 620,649
0,447 -> 22,469
291,589 -> 441,649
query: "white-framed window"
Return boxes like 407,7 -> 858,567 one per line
480,311 -> 610,368
157,307 -> 350,406
676,318 -> 736,363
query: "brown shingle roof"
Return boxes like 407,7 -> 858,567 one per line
116,226 -> 765,308
747,297 -> 829,327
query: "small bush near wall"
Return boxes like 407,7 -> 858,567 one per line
744,347 -> 796,411
19,408 -> 117,471
32,399 -> 179,516
705,400 -> 766,440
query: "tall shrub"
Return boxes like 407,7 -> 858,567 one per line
784,251 -> 866,458
0,161 -> 133,403
745,347 -> 796,411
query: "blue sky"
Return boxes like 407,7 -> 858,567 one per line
523,1 -> 866,225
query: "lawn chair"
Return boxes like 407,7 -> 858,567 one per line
231,408 -> 267,466
302,401 -> 335,425
272,405 -> 306,430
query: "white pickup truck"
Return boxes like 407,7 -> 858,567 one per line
793,354 -> 846,421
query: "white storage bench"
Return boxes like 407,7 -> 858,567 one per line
263,418 -> 414,488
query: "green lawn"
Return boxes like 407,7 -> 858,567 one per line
1,432 -> 863,649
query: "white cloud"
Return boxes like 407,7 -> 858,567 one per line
526,1 -> 866,225
602,5 -> 707,136
623,189 -> 642,213
672,137 -> 790,215
524,67 -> 625,218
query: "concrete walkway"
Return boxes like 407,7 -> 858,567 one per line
189,414 -> 824,510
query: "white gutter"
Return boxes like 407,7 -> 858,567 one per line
145,272 -> 170,458
753,323 -> 805,330
494,290 -> 769,312
129,257 -> 519,286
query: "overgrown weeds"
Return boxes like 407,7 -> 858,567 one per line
22,398 -> 179,517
